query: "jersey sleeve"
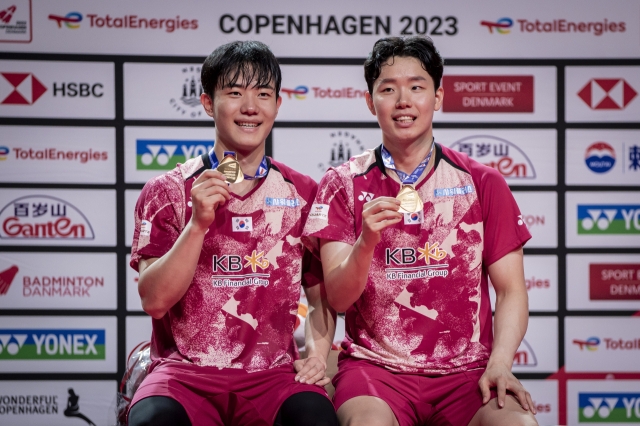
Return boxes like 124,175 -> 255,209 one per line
477,167 -> 532,266
302,169 -> 357,255
130,175 -> 184,272
301,248 -> 323,289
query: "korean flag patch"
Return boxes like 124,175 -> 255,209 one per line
233,217 -> 253,232
404,210 -> 423,225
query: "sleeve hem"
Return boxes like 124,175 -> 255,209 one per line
484,234 -> 531,267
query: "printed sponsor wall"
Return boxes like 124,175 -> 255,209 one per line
1,1 -> 638,424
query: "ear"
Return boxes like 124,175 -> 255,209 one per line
434,86 -> 444,112
275,94 -> 283,115
365,91 -> 377,116
200,93 -> 214,118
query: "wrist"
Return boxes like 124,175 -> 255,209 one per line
305,350 -> 327,366
186,219 -> 209,237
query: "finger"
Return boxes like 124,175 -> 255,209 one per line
304,369 -> 327,385
497,380 -> 506,408
293,359 -> 305,373
515,388 -> 529,411
192,185 -> 231,204
298,364 -> 320,383
363,200 -> 401,216
478,377 -> 491,404
314,377 -> 331,387
363,196 -> 400,209
366,209 -> 404,224
192,178 -> 231,198
526,391 -> 536,414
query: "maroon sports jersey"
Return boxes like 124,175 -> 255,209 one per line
131,155 -> 321,372
303,143 -> 531,374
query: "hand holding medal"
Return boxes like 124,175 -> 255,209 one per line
216,153 -> 245,184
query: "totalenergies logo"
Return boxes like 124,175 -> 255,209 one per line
48,12 -> 83,29
0,146 -> 9,160
573,336 -> 600,351
480,18 -> 513,34
281,85 -> 308,100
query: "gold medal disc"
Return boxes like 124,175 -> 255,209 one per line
216,156 -> 245,184
396,185 -> 423,214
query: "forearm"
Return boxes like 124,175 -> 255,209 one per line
489,287 -> 529,368
138,221 -> 206,318
322,237 -> 375,312
304,304 -> 336,363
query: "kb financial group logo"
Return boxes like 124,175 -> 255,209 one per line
579,393 -> 640,423
136,139 -> 214,171
578,205 -> 640,235
0,329 -> 105,360
0,195 -> 95,241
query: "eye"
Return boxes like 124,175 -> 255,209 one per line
381,87 -> 393,93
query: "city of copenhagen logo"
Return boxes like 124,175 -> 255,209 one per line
136,139 -> 214,171
589,263 -> 640,301
578,79 -> 638,110
0,329 -> 106,360
0,195 -> 95,240
211,250 -> 270,288
317,131 -> 365,173
585,142 -> 616,174
577,205 -> 640,235
450,135 -> 536,179
169,66 -> 204,118
385,242 -> 448,281
579,392 -> 640,423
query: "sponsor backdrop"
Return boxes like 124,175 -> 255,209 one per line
1,0 -> 638,424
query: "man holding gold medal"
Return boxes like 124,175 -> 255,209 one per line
303,36 -> 538,426
128,41 -> 338,426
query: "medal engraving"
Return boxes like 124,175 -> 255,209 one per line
396,185 -> 423,214
216,156 -> 245,184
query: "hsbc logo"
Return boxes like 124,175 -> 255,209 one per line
578,78 -> 638,110
0,72 -> 46,104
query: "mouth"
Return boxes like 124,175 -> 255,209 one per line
393,115 -> 416,123
235,121 -> 261,128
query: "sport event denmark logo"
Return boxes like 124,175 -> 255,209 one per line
577,205 -> 640,235
0,72 -> 46,104
442,76 -> 534,113
579,392 -> 640,423
0,329 -> 105,359
578,79 -> 637,110
0,195 -> 95,240
169,66 -> 204,118
590,263 -> 640,300
450,135 -> 536,179
317,131 -> 365,173
136,139 -> 214,171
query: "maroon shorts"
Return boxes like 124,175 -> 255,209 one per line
129,360 -> 330,426
333,356 -> 499,426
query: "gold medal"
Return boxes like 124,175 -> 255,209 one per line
396,185 -> 423,214
216,155 -> 244,184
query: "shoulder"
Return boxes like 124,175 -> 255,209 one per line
439,144 -> 505,185
268,158 -> 318,201
321,148 -> 378,186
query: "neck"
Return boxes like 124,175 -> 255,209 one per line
382,131 -> 434,175
213,140 -> 265,177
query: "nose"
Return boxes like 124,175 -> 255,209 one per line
240,94 -> 259,115
395,88 -> 411,109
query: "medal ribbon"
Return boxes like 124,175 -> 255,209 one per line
381,140 -> 434,185
208,149 -> 269,180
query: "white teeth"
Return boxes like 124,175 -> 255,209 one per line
237,122 -> 259,127
395,116 -> 415,122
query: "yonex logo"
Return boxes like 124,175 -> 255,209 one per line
136,140 -> 214,171
0,73 -> 47,105
0,329 -> 105,359
578,79 -> 638,110
579,393 -> 640,422
358,192 -> 374,202
578,205 -> 640,235
480,18 -> 513,34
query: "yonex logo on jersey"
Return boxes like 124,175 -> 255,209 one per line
232,217 -> 252,232
434,185 -> 474,197
358,192 -> 374,202
265,197 -> 300,208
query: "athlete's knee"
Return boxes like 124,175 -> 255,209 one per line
128,396 -> 191,426
275,391 -> 338,426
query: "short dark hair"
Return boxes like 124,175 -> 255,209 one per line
201,40 -> 281,99
364,36 -> 444,94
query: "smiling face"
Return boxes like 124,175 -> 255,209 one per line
366,56 -> 444,148
201,75 -> 282,154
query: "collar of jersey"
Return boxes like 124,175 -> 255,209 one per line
373,142 -> 442,190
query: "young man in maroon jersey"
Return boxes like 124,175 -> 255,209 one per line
127,41 -> 338,426
303,36 -> 539,426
